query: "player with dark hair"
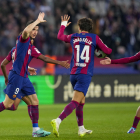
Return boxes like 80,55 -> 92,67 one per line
100,53 -> 140,133
51,15 -> 112,137
0,12 -> 70,137
1,46 -> 36,111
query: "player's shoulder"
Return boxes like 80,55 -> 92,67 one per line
31,45 -> 38,50
31,45 -> 35,49
11,46 -> 16,52
31,46 -> 41,53
88,33 -> 97,37
71,33 -> 77,37
17,35 -> 21,40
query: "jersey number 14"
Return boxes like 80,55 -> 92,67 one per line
75,45 -> 90,63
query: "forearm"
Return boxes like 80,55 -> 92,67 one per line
96,36 -> 112,55
44,57 -> 60,65
57,25 -> 71,43
39,55 -> 60,65
111,55 -> 140,64
22,20 -> 40,39
1,65 -> 8,79
111,58 -> 131,64
25,20 -> 39,33
57,25 -> 66,40
97,43 -> 112,55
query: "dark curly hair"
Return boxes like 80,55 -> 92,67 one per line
77,17 -> 93,33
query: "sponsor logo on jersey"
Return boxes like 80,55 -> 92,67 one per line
75,63 -> 86,67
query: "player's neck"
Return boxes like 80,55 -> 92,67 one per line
31,39 -> 34,45
80,30 -> 89,33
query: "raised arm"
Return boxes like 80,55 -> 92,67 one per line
57,15 -> 72,43
22,12 -> 46,40
38,54 -> 70,69
96,36 -> 112,55
100,52 -> 140,65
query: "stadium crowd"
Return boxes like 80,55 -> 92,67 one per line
0,0 -> 140,60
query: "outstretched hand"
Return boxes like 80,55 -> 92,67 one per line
60,60 -> 70,69
61,15 -> 71,27
28,67 -> 37,75
37,12 -> 46,23
100,57 -> 111,65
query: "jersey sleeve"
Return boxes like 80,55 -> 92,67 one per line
96,35 -> 112,55
31,46 -> 42,58
111,52 -> 140,64
6,51 -> 12,62
19,35 -> 30,43
57,25 -> 73,43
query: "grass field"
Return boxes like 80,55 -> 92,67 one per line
0,102 -> 140,140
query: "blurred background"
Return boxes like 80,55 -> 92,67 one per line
0,0 -> 140,104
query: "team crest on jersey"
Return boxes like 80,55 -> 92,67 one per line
28,49 -> 31,55
13,94 -> 16,98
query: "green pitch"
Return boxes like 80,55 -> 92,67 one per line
0,102 -> 140,140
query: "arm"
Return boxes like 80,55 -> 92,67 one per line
22,12 -> 46,40
38,54 -> 70,69
57,15 -> 72,43
28,66 -> 37,75
57,26 -> 72,43
111,52 -> 140,64
100,52 -> 140,65
1,59 -> 10,85
31,46 -> 69,68
96,36 -> 112,55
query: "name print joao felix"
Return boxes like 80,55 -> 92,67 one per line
73,37 -> 92,45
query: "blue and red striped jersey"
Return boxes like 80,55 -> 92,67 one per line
11,35 -> 41,77
6,47 -> 16,62
57,25 -> 112,76
69,32 -> 96,76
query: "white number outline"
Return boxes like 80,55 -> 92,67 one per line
75,45 -> 90,63
14,88 -> 19,94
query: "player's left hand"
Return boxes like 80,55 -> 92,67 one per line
28,67 -> 37,75
100,57 -> 111,65
37,12 -> 46,23
61,15 -> 71,27
5,78 -> 8,86
59,60 -> 70,69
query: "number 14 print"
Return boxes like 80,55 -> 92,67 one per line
75,45 -> 90,63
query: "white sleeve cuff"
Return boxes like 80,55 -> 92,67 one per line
61,21 -> 68,27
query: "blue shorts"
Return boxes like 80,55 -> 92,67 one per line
4,71 -> 35,100
70,74 -> 92,96
16,91 -> 25,99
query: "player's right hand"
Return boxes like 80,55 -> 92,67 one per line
5,78 -> 8,86
60,60 -> 70,69
28,67 -> 37,75
37,12 -> 46,23
100,57 -> 111,65
61,15 -> 71,27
